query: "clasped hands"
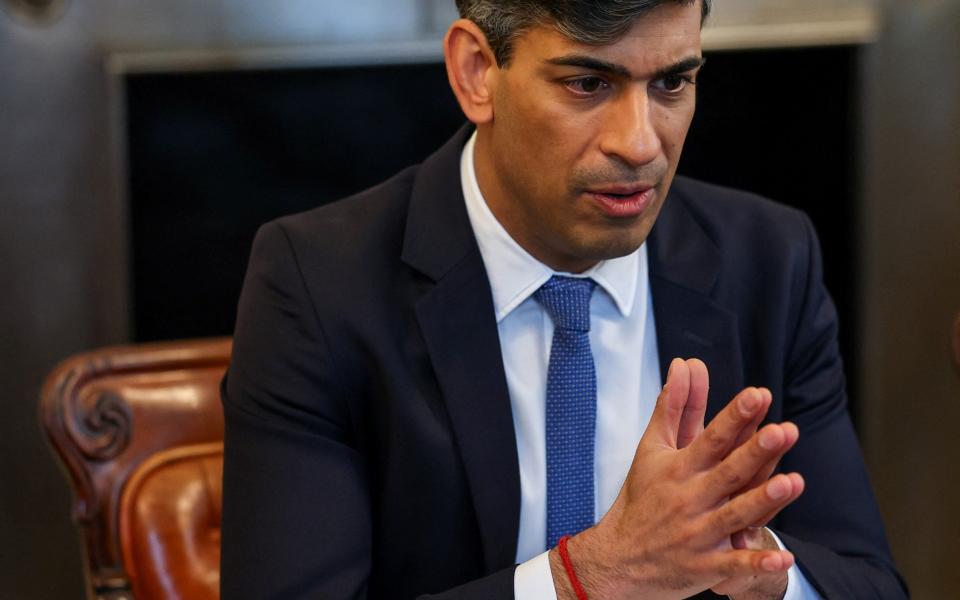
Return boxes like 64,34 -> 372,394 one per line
550,358 -> 805,600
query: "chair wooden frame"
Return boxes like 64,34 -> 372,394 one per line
40,337 -> 231,599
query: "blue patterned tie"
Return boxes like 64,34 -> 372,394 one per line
535,275 -> 597,549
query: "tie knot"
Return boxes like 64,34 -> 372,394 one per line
534,276 -> 596,332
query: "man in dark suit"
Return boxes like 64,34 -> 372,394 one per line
221,1 -> 907,598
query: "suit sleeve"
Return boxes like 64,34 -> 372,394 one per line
771,214 -> 909,599
220,221 -> 516,599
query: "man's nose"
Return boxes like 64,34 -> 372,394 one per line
598,87 -> 662,167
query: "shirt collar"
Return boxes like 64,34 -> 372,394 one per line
460,130 -> 640,322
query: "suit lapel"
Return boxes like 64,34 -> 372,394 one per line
649,183 -> 744,423
402,126 -> 521,572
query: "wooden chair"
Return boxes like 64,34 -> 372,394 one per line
40,338 -> 231,600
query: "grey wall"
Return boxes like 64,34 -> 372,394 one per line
1,0 -> 958,598
859,2 -> 960,597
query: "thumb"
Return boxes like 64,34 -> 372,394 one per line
644,358 -> 690,449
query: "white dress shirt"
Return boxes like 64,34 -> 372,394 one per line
459,131 -> 819,599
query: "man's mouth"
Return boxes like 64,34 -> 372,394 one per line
588,186 -> 656,218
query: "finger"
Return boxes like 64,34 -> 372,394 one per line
686,387 -> 771,471
704,547 -> 795,583
707,423 -> 799,498
711,473 -> 804,537
730,526 -> 776,551
677,358 -> 709,449
643,358 -> 690,449
730,528 -> 751,550
731,387 -> 771,449
710,527 -> 792,595
734,455 -> 778,500
749,473 -> 805,527
733,422 -> 799,499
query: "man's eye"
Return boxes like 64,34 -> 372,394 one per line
565,77 -> 609,95
656,74 -> 694,93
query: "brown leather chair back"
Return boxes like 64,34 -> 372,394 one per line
121,442 -> 223,600
40,338 -> 230,599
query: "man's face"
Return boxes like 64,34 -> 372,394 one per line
474,2 -> 703,273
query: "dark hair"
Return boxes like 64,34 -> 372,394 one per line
455,0 -> 711,66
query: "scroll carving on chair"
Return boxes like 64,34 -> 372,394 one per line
40,337 -> 231,599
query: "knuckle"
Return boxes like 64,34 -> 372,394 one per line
741,551 -> 764,575
713,462 -> 745,490
701,426 -> 726,453
715,553 -> 751,580
676,522 -> 697,546
717,502 -> 747,533
673,493 -> 692,518
718,558 -> 739,578
666,454 -> 686,475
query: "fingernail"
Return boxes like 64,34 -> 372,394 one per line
668,358 -> 678,379
767,477 -> 790,500
738,390 -> 759,416
759,427 -> 780,450
761,555 -> 781,572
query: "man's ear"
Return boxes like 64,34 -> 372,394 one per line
444,18 -> 498,125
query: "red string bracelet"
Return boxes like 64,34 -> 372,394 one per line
557,535 -> 589,600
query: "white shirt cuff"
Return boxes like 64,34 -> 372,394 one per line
767,528 -> 823,600
514,550 -> 558,599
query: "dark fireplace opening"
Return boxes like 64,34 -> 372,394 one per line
125,60 -> 466,343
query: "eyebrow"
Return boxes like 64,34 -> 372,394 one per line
544,54 -> 706,80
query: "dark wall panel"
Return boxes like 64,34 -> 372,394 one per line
126,64 -> 466,341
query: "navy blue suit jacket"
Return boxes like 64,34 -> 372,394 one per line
221,126 -> 907,599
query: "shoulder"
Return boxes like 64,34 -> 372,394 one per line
658,176 -> 824,317
668,175 -> 813,247
250,164 -> 420,280
275,165 -> 418,248
666,176 -> 819,280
